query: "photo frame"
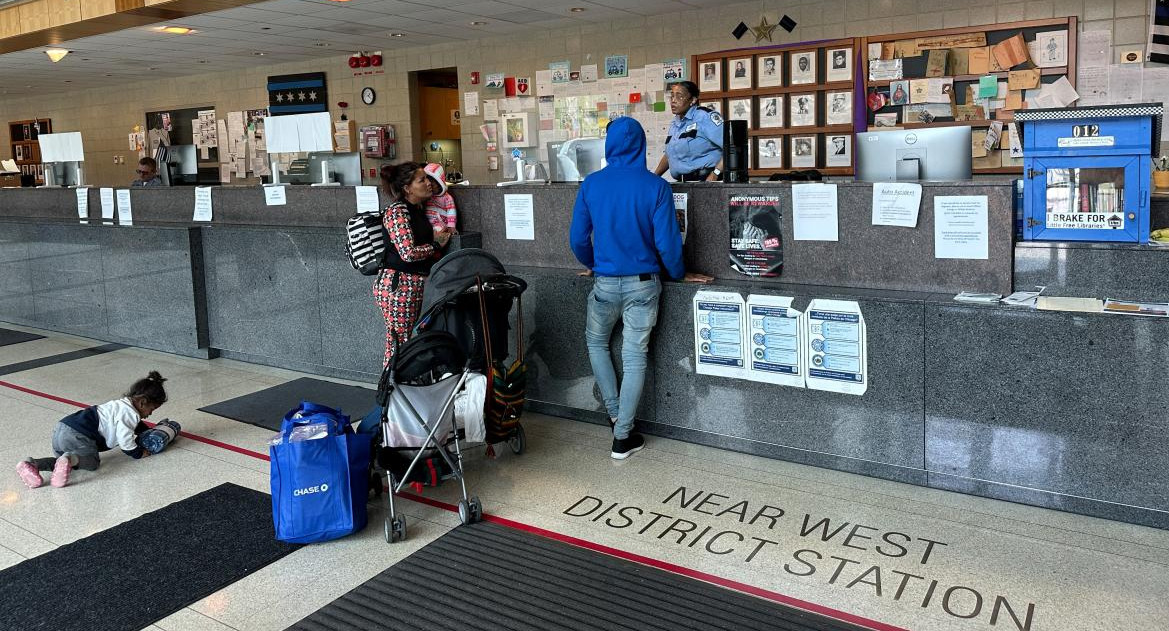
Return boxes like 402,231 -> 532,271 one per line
758,137 -> 784,169
699,61 -> 722,93
758,95 -> 783,128
500,112 -> 535,148
728,57 -> 752,90
890,80 -> 910,106
790,51 -> 816,85
826,134 -> 851,167
728,98 -> 752,128
791,135 -> 817,168
604,55 -> 629,78
826,91 -> 852,125
827,48 -> 853,82
790,94 -> 816,127
757,55 -> 782,87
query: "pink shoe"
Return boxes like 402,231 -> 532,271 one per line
16,460 -> 43,489
50,455 -> 71,488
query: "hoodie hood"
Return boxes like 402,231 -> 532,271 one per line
604,116 -> 646,168
423,163 -> 448,195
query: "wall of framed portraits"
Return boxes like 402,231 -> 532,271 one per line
693,38 -> 860,177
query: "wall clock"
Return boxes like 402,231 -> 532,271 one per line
361,87 -> 376,105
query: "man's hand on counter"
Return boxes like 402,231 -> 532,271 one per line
682,272 -> 713,284
577,269 -> 593,277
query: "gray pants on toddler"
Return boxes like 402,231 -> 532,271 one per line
31,423 -> 101,472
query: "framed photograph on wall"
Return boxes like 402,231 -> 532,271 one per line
791,135 -> 817,168
699,60 -> 722,93
500,112 -> 535,148
728,57 -> 752,90
827,48 -> 852,82
758,137 -> 783,169
757,55 -> 782,87
826,91 -> 852,125
826,134 -> 851,167
758,95 -> 783,128
790,51 -> 816,84
790,93 -> 816,127
728,98 -> 752,128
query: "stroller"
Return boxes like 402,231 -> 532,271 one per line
414,248 -> 528,453
375,330 -> 478,543
374,249 -> 527,543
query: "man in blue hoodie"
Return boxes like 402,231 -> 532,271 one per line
570,116 -> 686,460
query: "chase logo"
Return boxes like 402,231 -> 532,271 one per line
293,483 -> 329,497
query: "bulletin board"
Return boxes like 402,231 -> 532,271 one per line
145,105 -> 219,183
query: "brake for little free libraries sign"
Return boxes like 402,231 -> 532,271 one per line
564,486 -> 1036,630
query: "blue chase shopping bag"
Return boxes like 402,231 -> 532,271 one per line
269,401 -> 372,544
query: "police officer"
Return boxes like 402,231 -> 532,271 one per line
653,81 -> 724,182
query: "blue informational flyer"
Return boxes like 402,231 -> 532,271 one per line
693,291 -> 746,379
745,294 -> 806,388
804,299 -> 868,395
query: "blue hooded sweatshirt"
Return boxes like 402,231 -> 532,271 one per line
570,117 -> 685,280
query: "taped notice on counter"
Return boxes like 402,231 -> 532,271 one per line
804,299 -> 867,395
693,291 -> 746,379
745,295 -> 806,387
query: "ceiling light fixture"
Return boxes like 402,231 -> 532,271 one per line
158,26 -> 194,34
570,7 -> 586,12
45,48 -> 69,63
253,51 -> 266,56
389,32 -> 405,37
470,21 -> 487,26
314,42 -> 330,47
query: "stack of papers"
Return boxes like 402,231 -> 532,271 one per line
1000,286 -> 1046,308
1036,297 -> 1103,312
954,292 -> 1003,303
0,159 -> 18,174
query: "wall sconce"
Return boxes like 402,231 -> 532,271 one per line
45,49 -> 70,63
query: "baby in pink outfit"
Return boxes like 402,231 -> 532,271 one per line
423,163 -> 457,233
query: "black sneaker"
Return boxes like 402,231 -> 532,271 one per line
610,434 -> 645,460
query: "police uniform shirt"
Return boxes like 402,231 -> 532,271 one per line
665,105 -> 723,178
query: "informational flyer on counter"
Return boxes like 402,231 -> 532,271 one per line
673,192 -> 688,243
804,299 -> 867,395
504,193 -> 535,240
728,194 -> 783,277
745,295 -> 806,387
934,195 -> 989,259
693,291 -> 747,378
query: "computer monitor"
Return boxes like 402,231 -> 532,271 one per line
303,151 -> 362,186
43,161 -> 83,187
855,126 -> 972,182
547,138 -> 605,182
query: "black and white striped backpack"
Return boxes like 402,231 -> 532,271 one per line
346,211 -> 388,275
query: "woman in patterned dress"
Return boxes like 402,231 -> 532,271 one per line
374,162 -> 452,367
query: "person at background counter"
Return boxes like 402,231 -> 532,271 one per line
130,157 -> 162,187
653,81 -> 724,182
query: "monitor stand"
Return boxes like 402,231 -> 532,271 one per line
896,157 -> 920,181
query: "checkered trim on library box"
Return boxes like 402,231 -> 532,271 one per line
1015,104 -> 1163,156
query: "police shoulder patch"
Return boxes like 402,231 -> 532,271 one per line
708,110 -> 723,126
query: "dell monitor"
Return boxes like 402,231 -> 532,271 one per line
855,126 -> 972,182
42,161 -> 84,187
547,138 -> 605,182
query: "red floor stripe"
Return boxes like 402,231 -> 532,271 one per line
1,377 -> 906,631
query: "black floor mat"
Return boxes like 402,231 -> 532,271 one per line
0,343 -> 126,377
0,328 -> 44,347
198,377 -> 376,432
287,521 -> 874,631
0,483 -> 298,631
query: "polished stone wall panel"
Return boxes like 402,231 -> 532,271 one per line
0,223 -> 35,322
653,281 -> 927,474
28,224 -> 107,336
100,226 -> 200,353
315,231 -> 385,378
925,304 -> 1169,513
201,227 -> 324,365
472,186 -> 582,270
1014,242 -> 1169,302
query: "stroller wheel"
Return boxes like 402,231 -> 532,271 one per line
458,500 -> 475,525
386,516 -> 406,543
469,496 -> 483,522
508,424 -> 526,454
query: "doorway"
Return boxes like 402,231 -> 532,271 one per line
410,67 -> 463,182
